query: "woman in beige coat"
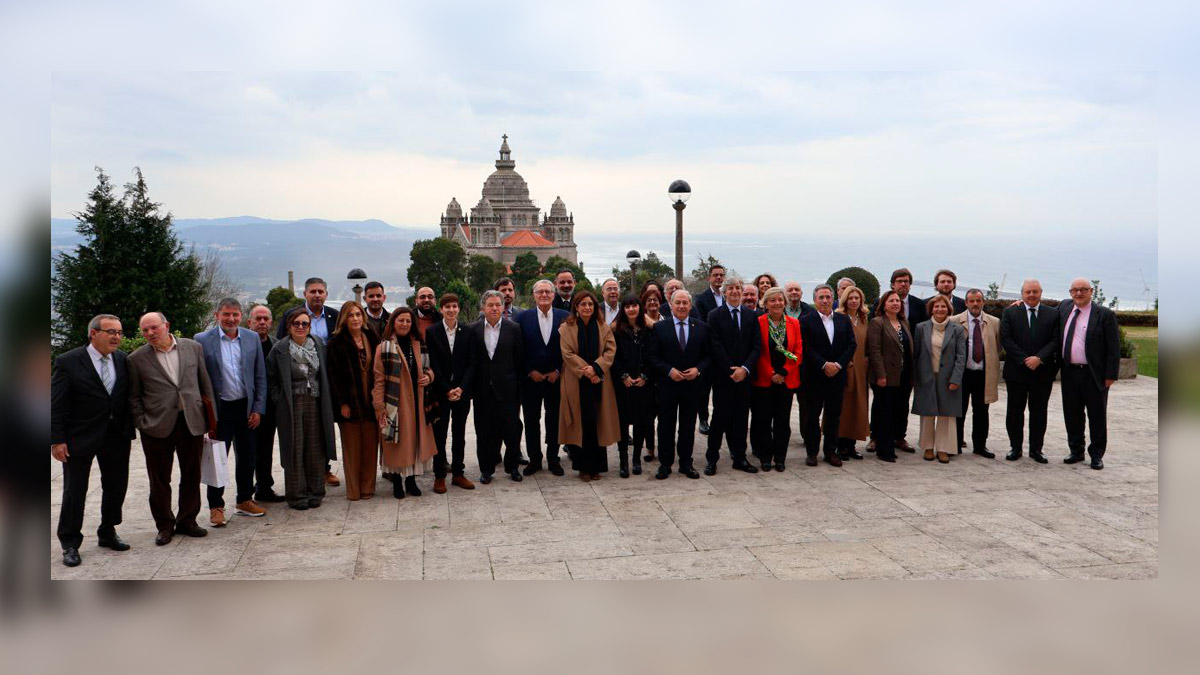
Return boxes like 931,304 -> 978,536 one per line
835,285 -> 871,459
372,307 -> 437,499
558,290 -> 621,481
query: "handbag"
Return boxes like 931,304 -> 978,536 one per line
201,437 -> 229,488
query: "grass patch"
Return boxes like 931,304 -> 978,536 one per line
1125,326 -> 1158,378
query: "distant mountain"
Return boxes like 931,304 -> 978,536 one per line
51,216 -> 439,301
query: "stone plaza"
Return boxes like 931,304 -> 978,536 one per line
50,376 -> 1158,580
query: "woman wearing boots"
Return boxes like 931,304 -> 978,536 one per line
611,295 -> 654,477
327,301 -> 381,500
372,307 -> 437,498
558,291 -> 620,482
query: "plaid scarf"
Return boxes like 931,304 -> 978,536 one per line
378,339 -> 409,444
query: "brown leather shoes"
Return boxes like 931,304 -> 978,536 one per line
210,507 -> 226,527
924,449 -> 936,461
937,452 -> 950,464
451,475 -> 475,490
825,456 -> 843,467
325,471 -> 341,486
433,477 -> 447,494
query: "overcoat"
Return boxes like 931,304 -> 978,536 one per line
911,320 -> 967,417
951,310 -> 1000,404
266,337 -> 337,469
557,318 -> 621,447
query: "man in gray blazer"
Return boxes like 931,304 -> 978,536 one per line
195,298 -> 268,526
129,312 -> 216,546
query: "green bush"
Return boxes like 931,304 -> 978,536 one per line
826,267 -> 880,308
1118,326 -> 1135,359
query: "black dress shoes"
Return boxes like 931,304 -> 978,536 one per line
805,456 -> 819,467
1005,450 -> 1022,461
774,462 -> 785,472
548,462 -> 565,477
732,460 -> 759,474
97,533 -> 130,551
845,449 -> 864,460
292,500 -> 312,509
155,530 -> 173,546
523,463 -> 542,476
1030,452 -> 1049,464
393,479 -> 406,499
1064,454 -> 1086,464
703,463 -> 717,476
308,498 -> 322,508
655,468 -> 671,480
698,420 -> 710,435
761,460 -> 773,472
255,490 -> 287,503
479,474 -> 493,485
509,470 -> 523,482
175,524 -> 207,538
973,448 -> 996,459
878,455 -> 896,463
63,548 -> 81,567
681,467 -> 700,479
1090,458 -> 1104,470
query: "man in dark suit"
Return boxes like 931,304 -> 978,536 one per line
51,314 -> 137,567
363,281 -> 391,337
693,264 -> 727,320
470,290 -> 526,483
1000,279 -> 1061,463
516,279 -> 569,476
800,285 -> 857,467
129,312 -> 217,546
934,269 -> 968,315
426,292 -> 477,492
666,277 -> 709,433
495,277 -> 524,321
647,289 -> 712,479
276,276 -> 340,343
1059,278 -> 1121,470
552,269 -> 576,312
195,298 -> 268,526
248,305 -> 284,502
704,279 -> 761,475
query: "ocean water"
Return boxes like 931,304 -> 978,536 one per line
576,231 -> 1158,311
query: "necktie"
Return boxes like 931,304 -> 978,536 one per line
677,320 -> 687,351
1028,307 -> 1038,336
731,307 -> 740,329
1063,308 -> 1081,365
972,318 -> 984,364
100,355 -> 114,394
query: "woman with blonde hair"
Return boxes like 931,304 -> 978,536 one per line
834,285 -> 870,460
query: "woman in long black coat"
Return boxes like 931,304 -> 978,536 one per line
610,295 -> 655,477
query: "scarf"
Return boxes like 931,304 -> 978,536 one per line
378,338 -> 411,444
767,315 -> 798,362
930,317 -> 948,373
288,337 -> 320,396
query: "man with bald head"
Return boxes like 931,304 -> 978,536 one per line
648,289 -> 711,479
1058,278 -> 1120,469
1000,279 -> 1061,463
742,284 -> 761,316
414,286 -> 441,339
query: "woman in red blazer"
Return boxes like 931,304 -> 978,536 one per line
750,287 -> 803,471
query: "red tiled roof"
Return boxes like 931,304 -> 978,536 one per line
459,224 -> 471,243
500,230 -> 555,248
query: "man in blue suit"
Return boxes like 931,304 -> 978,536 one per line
195,298 -> 268,525
648,289 -> 712,479
515,279 -> 569,475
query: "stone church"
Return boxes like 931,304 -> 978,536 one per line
438,135 -> 578,265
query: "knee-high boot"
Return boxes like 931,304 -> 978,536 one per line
618,443 -> 630,478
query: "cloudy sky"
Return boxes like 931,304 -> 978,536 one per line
52,71 -> 1155,241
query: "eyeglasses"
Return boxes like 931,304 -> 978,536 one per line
291,321 -> 311,328
1069,288 -> 1092,294
94,329 -> 124,337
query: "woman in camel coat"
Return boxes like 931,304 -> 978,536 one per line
372,307 -> 438,499
558,290 -> 621,481
834,285 -> 871,459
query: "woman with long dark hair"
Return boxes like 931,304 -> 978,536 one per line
372,307 -> 437,499
610,294 -> 654,477
867,290 -> 913,463
558,290 -> 620,482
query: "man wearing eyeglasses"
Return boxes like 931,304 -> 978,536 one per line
51,314 -> 137,567
1058,278 -> 1120,470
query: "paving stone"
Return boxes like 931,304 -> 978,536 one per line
355,530 -> 423,580
1056,562 -> 1158,580
492,561 -> 572,580
423,546 -> 492,580
237,533 -> 362,572
568,548 -> 773,580
869,533 -> 973,573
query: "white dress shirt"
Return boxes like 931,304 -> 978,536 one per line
483,318 -> 502,359
966,314 -> 985,371
443,319 -> 457,351
712,287 -> 725,309
537,307 -> 554,345
818,310 -> 836,343
604,302 -> 621,325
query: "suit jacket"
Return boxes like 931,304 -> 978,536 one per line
753,314 -> 802,388
128,338 -> 216,438
276,304 -> 340,340
647,315 -> 712,395
1000,303 -> 1061,384
706,304 -> 761,386
195,326 -> 267,417
553,295 -> 572,312
785,302 -> 814,320
948,295 -> 967,315
1059,301 -> 1120,389
266,337 -> 337,464
799,311 -> 857,387
501,305 -> 524,322
51,347 -> 136,453
952,310 -> 1001,404
694,288 -> 724,321
866,316 -> 913,386
516,306 -> 569,376
469,318 -> 525,402
364,307 -> 390,339
425,320 -> 477,400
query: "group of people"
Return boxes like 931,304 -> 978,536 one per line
51,267 -> 1122,568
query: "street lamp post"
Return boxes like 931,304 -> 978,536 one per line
625,249 -> 642,296
348,267 -> 367,305
668,180 -> 691,279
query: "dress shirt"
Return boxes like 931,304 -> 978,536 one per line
218,330 -> 247,400
604,302 -> 621,324
86,344 -> 112,385
1063,302 -> 1092,365
483,318 -> 502,359
153,335 -> 181,385
536,307 -> 554,345
305,302 -> 330,341
443,319 -> 458,351
712,288 -> 725,309
1024,303 -> 1041,328
728,307 -> 750,375
502,306 -> 517,321
902,295 -> 914,321
674,317 -> 690,347
366,307 -> 386,322
966,313 -> 985,371
818,310 -> 836,344
785,304 -> 804,320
